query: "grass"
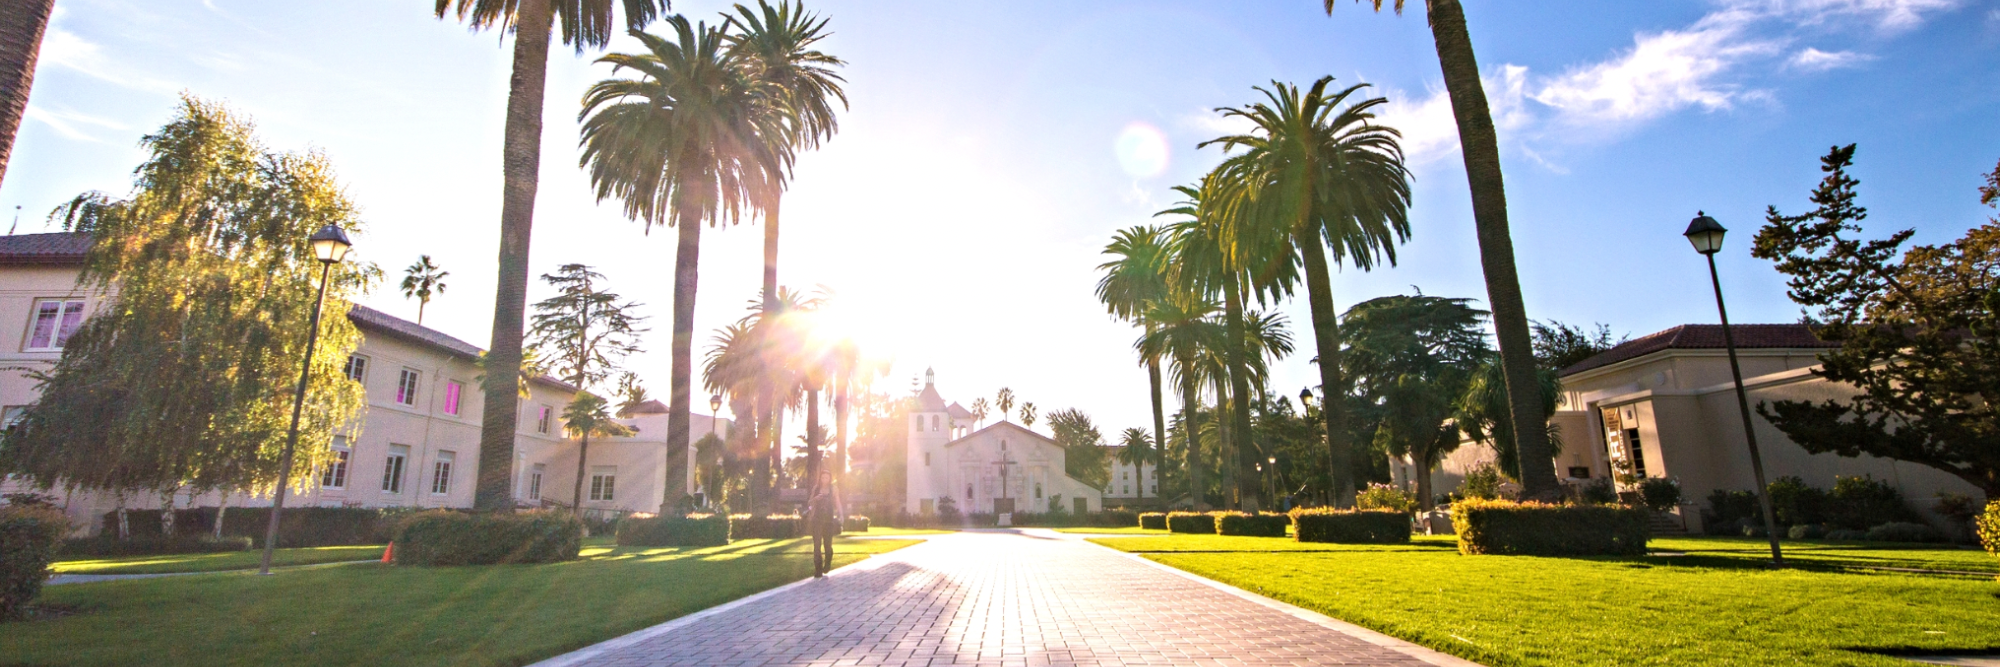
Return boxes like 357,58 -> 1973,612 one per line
1648,536 -> 1997,574
1092,533 -> 2000,666
7,537 -> 918,667
52,544 -> 388,575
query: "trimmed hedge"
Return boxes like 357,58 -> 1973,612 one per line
61,534 -> 251,557
616,514 -> 730,548
1166,511 -> 1216,534
2,507 -> 67,620
1290,508 -> 1411,544
1139,512 -> 1167,530
100,506 -> 390,547
730,514 -> 803,540
392,510 -> 584,566
1451,499 -> 1649,556
1215,512 -> 1289,537
1865,521 -> 1944,543
841,515 -> 870,533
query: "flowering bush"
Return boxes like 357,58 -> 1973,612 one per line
1354,483 -> 1416,513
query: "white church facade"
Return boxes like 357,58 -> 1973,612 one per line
904,371 -> 1102,515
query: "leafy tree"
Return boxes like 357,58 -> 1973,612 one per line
1202,77 -> 1411,508
562,392 -> 636,513
1341,294 -> 1487,512
400,255 -> 449,325
0,97 -> 372,511
581,15 -> 785,513
1096,225 -> 1173,496
1750,146 -> 2000,497
1047,408 -> 1109,489
1327,0 -> 1558,500
1458,354 -> 1562,481
436,0 -> 669,512
1116,427 -> 1153,500
1532,321 -> 1626,371
0,0 -> 52,190
614,371 -> 649,415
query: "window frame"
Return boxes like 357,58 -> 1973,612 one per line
431,451 -> 455,496
536,404 -> 552,434
344,355 -> 369,383
529,463 -> 545,501
443,380 -> 464,416
588,466 -> 617,502
23,298 -> 87,352
382,445 -> 409,494
321,442 -> 351,490
396,368 -> 421,407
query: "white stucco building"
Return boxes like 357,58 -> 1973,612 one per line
1102,446 -> 1158,506
903,370 -> 1102,515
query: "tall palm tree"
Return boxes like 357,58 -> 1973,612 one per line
1202,76 -> 1411,507
435,0 -> 668,511
564,391 -> 636,515
1096,224 -> 1172,499
1116,427 -> 1153,501
0,0 -> 52,190
581,16 -> 783,513
400,255 -> 450,325
726,1 -> 846,509
969,397 -> 989,427
1137,297 -> 1221,509
994,387 -> 1016,422
1326,0 -> 1557,498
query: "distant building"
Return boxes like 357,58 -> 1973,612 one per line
0,232 -> 723,533
1394,324 -> 1986,531
1100,445 -> 1158,507
904,369 -> 1102,515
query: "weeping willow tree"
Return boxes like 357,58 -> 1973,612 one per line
0,97 -> 374,526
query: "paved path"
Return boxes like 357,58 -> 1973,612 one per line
535,529 -> 1476,667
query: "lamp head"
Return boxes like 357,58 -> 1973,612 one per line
709,394 -> 723,412
1298,387 -> 1314,403
308,224 -> 352,264
1683,211 -> 1726,256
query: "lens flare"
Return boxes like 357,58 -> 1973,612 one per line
1113,122 -> 1170,178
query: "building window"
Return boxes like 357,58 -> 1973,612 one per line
1569,466 -> 1592,479
431,451 -> 455,495
589,466 -> 617,501
344,355 -> 369,383
913,415 -> 922,430
382,444 -> 409,494
529,464 -> 545,501
24,299 -> 86,351
1034,483 -> 1042,499
1625,429 -> 1648,478
443,381 -> 464,416
965,484 -> 973,500
1123,486 -> 1130,495
923,452 -> 931,467
931,415 -> 940,431
396,369 -> 421,406
536,405 -> 552,434
321,441 -> 350,489
1,406 -> 25,432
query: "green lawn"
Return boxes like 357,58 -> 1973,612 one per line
8,537 -> 918,667
53,544 -> 388,575
1092,533 -> 2000,666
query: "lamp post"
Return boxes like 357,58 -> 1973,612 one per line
709,394 -> 722,437
1683,212 -> 1784,567
258,223 -> 352,575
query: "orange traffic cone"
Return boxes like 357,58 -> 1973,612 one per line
381,541 -> 394,564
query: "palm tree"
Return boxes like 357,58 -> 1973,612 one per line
435,0 -> 668,511
1137,297 -> 1222,509
580,15 -> 784,513
969,397 -> 989,427
1201,76 -> 1412,508
564,392 -> 636,515
1096,225 -> 1173,499
1117,427 -> 1153,501
400,255 -> 451,325
995,388 -> 1016,422
1325,0 -> 1557,498
1019,402 -> 1038,429
0,0 -> 52,190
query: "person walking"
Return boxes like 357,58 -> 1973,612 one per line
807,470 -> 838,578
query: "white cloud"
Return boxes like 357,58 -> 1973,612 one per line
40,27 -> 178,94
24,105 -> 128,143
1176,108 -> 1255,142
1530,14 -> 1778,128
1787,47 -> 1875,70
1721,0 -> 1962,31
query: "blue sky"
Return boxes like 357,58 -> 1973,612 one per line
4,0 -> 1997,435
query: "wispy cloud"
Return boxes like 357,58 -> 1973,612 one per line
1722,0 -> 1962,31
1787,47 -> 1875,70
1530,14 -> 1779,129
40,26 -> 178,94
24,105 -> 129,143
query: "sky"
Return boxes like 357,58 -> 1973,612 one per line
4,0 -> 1998,437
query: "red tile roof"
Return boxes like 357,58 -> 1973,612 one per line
0,232 -> 91,265
1559,324 -> 1837,376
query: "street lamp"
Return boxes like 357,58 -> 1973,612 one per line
259,223 -> 351,575
1683,212 -> 1783,567
709,394 -> 722,436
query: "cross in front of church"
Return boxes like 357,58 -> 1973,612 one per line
990,452 -> 1018,515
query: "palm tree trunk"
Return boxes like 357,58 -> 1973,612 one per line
757,192 -> 782,513
1426,0 -> 1557,499
663,198 -> 702,513
0,0 -> 52,191
1211,373 -> 1233,509
1297,233 -> 1353,507
1221,277 -> 1259,512
834,375 -> 850,519
1145,326 -> 1165,504
473,0 -> 552,513
805,387 -> 821,486
571,432 -> 591,516
1181,376 -> 1202,511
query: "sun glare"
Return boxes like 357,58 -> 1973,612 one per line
1114,122 -> 1170,178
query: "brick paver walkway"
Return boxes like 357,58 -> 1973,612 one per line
534,530 -> 1477,667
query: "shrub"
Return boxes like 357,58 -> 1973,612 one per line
1974,500 -> 2000,559
615,514 -> 730,547
1706,489 -> 1760,526
1766,477 -> 1830,526
1451,499 -> 1649,556
1827,476 -> 1916,530
1578,478 -> 1618,505
1354,483 -> 1416,513
1865,521 -> 1944,543
841,515 -> 870,533
1139,512 -> 1167,530
1290,508 -> 1410,544
1741,523 -> 1769,538
1165,511 -> 1215,534
392,510 -> 583,566
1459,464 -> 1502,500
100,506 -> 387,547
1,506 -> 67,620
1825,528 -> 1868,541
1636,477 -> 1682,512
1215,512 -> 1289,537
729,514 -> 803,540
61,534 -> 251,557
1093,509 -> 1139,528
1787,524 -> 1827,540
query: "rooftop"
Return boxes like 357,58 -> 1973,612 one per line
1559,323 -> 1837,377
0,231 -> 91,266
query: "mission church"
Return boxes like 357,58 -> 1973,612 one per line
904,370 -> 1102,516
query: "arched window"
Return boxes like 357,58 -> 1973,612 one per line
965,483 -> 973,500
1034,483 -> 1042,499
932,415 -> 940,431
